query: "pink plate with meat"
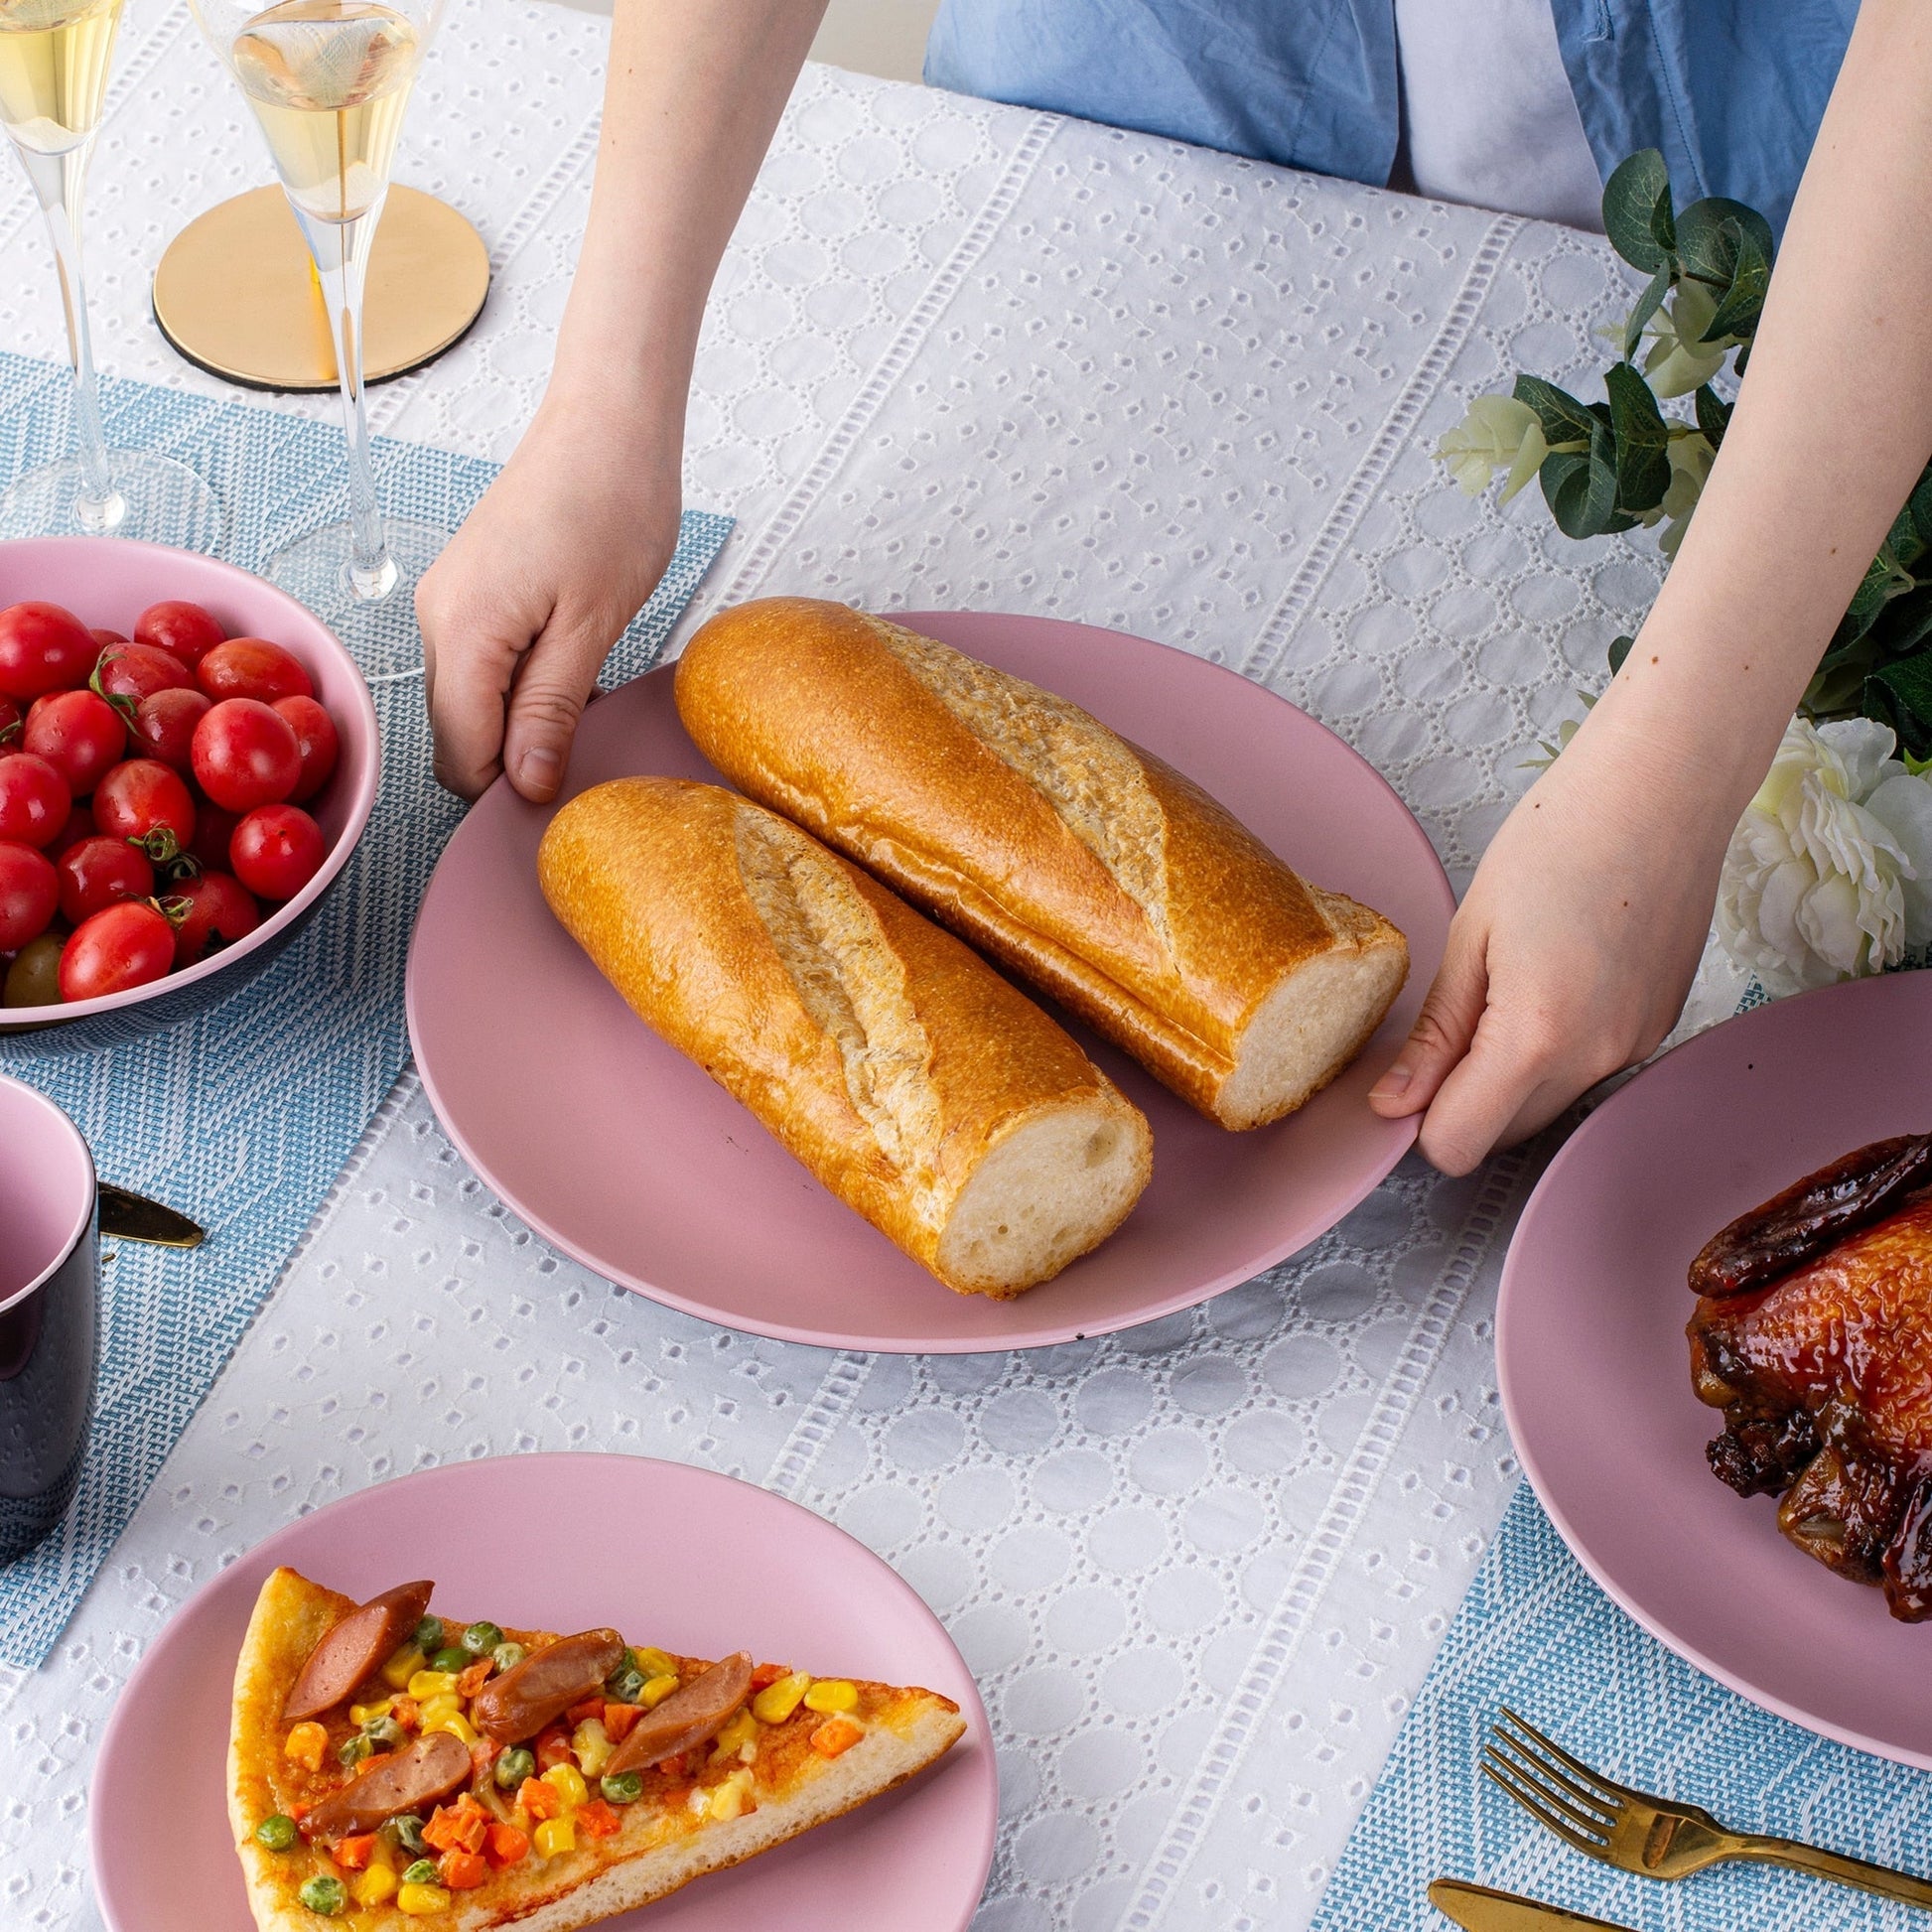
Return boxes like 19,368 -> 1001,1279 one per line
405,612 -> 1453,1352
89,1453 -> 995,1932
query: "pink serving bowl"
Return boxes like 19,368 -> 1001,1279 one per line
0,537 -> 377,1054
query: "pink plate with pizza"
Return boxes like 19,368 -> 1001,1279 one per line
89,1453 -> 995,1932
405,612 -> 1453,1352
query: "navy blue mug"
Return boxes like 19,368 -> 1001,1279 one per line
0,1074 -> 96,1565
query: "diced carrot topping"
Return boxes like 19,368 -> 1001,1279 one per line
288,1803 -> 311,1823
535,1725 -> 572,1771
470,1738 -> 499,1778
603,1702 -> 642,1743
457,1660 -> 493,1699
440,1850 -> 489,1890
392,1697 -> 421,1731
566,1697 -> 605,1726
423,1795 -> 488,1856
749,1662 -> 788,1691
517,1777 -> 563,1821
656,1751 -> 688,1781
332,1835 -> 376,1871
486,1823 -> 530,1867
810,1718 -> 864,1759
575,1800 -> 621,1840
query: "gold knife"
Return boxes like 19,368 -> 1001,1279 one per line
97,1183 -> 206,1249
1430,1879 -> 1638,1932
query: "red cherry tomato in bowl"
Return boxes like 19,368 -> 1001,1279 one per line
94,641 -> 193,706
230,803 -> 325,901
0,753 -> 71,847
188,801 -> 239,874
0,694 -> 20,749
131,686 -> 210,771
60,899 -> 177,1001
92,759 -> 196,858
0,602 -> 97,700
133,600 -> 224,667
56,834 -> 154,926
273,695 -> 340,803
24,688 -> 127,795
0,841 -> 59,950
197,637 -> 313,705
171,869 -> 260,966
191,698 -> 300,812
88,627 -> 128,648
45,800 -> 93,860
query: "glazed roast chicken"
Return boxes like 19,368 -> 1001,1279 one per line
1688,1134 -> 1932,1620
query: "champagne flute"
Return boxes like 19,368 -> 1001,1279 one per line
190,0 -> 448,673
0,0 -> 222,545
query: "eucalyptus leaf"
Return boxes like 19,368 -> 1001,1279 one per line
1512,373 -> 1595,448
1607,633 -> 1635,675
1901,465 -> 1932,554
1604,361 -> 1670,512
1705,219 -> 1772,341
1601,150 -> 1674,272
1866,654 -> 1932,760
1540,448 -> 1593,539
1675,197 -> 1776,305
1871,584 -> 1932,659
1622,261 -> 1673,360
1693,383 -> 1730,447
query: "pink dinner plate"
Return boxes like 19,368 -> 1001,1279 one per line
1499,970 -> 1932,1766
406,612 -> 1452,1352
89,1453 -> 995,1932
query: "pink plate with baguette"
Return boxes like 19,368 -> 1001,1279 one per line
89,1453 -> 996,1932
406,612 -> 1452,1351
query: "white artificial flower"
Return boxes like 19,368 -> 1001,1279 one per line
1649,431 -> 1716,559
1641,282 -> 1734,398
1717,717 -> 1932,996
1435,395 -> 1548,500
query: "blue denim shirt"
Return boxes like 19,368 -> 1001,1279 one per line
925,0 -> 1857,234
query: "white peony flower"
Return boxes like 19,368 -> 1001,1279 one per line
1643,430 -> 1716,560
1641,282 -> 1735,398
1435,395 -> 1549,500
1718,717 -> 1932,996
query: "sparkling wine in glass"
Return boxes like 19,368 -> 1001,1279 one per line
0,0 -> 222,544
193,0 -> 448,672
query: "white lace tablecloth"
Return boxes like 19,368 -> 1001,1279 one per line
0,8 -> 1750,1928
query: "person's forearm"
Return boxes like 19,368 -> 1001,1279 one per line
1587,0 -> 1932,807
545,0 -> 829,423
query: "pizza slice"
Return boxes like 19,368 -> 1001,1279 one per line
228,1568 -> 968,1928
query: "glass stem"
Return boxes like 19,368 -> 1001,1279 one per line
294,194 -> 395,602
13,137 -> 124,533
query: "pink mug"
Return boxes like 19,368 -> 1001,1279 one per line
0,1073 -> 96,1564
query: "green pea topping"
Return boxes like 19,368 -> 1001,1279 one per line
491,1641 -> 527,1674
461,1620 -> 505,1656
337,1733 -> 373,1769
493,1745 -> 536,1790
604,1656 -> 646,1703
430,1645 -> 471,1673
390,1814 -> 429,1858
254,1814 -> 299,1852
600,1772 -> 643,1805
362,1715 -> 405,1749
402,1860 -> 441,1887
412,1616 -> 444,1651
299,1875 -> 347,1916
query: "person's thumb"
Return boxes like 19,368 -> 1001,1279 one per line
1367,911 -> 1489,1119
501,613 -> 621,802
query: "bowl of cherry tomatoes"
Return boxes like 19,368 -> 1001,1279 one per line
0,536 -> 377,1053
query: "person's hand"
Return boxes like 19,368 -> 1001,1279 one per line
418,388 -> 683,801
1368,709 -> 1737,1173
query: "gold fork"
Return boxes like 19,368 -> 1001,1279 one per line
1483,1707 -> 1932,1911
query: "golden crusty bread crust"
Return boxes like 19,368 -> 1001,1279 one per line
538,776 -> 1151,1294
673,600 -> 1408,1127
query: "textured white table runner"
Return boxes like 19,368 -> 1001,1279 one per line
0,10 -> 1748,1927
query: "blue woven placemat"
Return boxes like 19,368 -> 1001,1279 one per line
0,348 -> 733,1667
1311,1480 -> 1932,1932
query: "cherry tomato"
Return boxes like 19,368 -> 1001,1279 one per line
273,695 -> 341,803
88,627 -> 127,649
230,803 -> 325,901
24,688 -> 126,795
56,834 -> 154,926
0,840 -> 59,950
130,686 -> 210,772
92,759 -> 196,858
0,753 -> 71,848
0,694 -> 20,749
188,801 -> 239,874
197,637 -> 313,705
60,899 -> 177,1000
171,869 -> 260,966
191,698 -> 300,812
3,930 -> 64,1007
132,600 -> 224,667
0,602 -> 97,700
94,641 -> 193,707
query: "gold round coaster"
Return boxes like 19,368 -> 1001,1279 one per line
152,185 -> 490,392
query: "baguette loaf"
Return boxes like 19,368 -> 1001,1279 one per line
538,776 -> 1152,1297
674,600 -> 1410,1129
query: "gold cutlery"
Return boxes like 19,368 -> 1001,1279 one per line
1484,1706 -> 1932,1909
1430,1878 -> 1636,1931
97,1184 -> 205,1250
